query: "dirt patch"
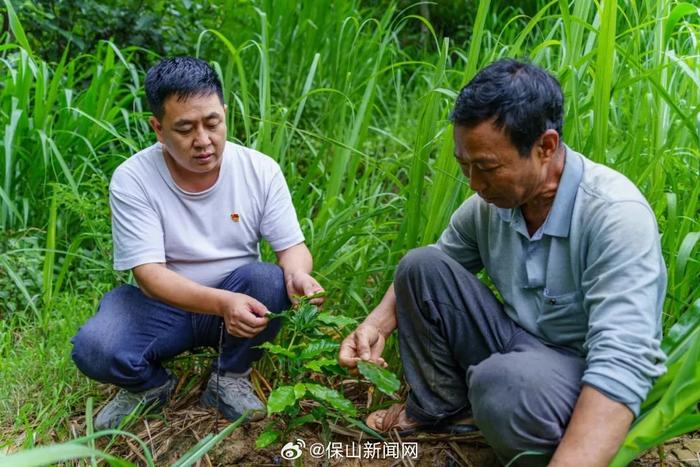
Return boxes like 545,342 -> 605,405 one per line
75,371 -> 498,466
64,369 -> 698,466
631,436 -> 700,467
110,416 -> 499,466
94,405 -> 699,466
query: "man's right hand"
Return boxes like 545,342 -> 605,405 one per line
338,323 -> 388,369
218,291 -> 270,338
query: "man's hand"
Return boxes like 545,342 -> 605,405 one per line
338,285 -> 398,371
285,270 -> 325,306
338,323 -> 388,370
275,243 -> 325,306
218,291 -> 270,338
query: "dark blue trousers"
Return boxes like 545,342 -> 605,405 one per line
71,263 -> 290,392
395,247 -> 585,466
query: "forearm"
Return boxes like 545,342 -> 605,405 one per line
276,242 -> 313,281
549,384 -> 633,466
133,263 -> 228,317
363,283 -> 398,337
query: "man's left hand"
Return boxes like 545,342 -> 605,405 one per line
285,271 -> 325,306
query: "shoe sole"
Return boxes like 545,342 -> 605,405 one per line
200,390 -> 265,422
397,423 -> 480,437
94,397 -> 170,431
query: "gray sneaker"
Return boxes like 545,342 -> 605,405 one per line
94,374 -> 176,430
200,371 -> 266,422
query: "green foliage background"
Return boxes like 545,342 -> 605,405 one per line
0,0 -> 698,463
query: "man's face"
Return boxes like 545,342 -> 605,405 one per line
453,121 -> 549,209
149,92 -> 227,178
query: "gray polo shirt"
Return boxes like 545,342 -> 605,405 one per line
435,145 -> 667,415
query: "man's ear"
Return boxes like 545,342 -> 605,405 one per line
149,116 -> 163,142
538,129 -> 560,162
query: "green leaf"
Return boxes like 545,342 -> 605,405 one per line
611,333 -> 700,467
317,312 -> 357,328
267,309 -> 294,321
255,426 -> 280,449
311,406 -> 328,420
267,386 -> 298,414
664,3 -> 699,46
293,383 -> 306,399
306,383 -> 356,416
291,290 -> 328,301
299,340 -> 339,360
357,361 -> 400,396
675,232 -> 700,282
172,417 -> 245,467
0,443 -> 134,467
289,413 -> 316,430
303,358 -> 338,372
257,342 -> 296,358
662,299 -> 700,362
345,417 -> 386,441
288,302 -> 321,330
2,0 -> 33,55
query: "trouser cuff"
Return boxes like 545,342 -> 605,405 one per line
405,390 -> 469,425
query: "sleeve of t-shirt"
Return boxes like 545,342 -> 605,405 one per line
580,200 -> 667,416
433,194 -> 484,273
110,171 -> 165,270
259,165 -> 305,252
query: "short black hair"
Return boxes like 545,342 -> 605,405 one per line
450,59 -> 563,157
144,56 -> 224,120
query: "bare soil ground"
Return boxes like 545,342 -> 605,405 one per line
90,406 -> 700,466
92,407 -> 500,466
66,370 -> 699,467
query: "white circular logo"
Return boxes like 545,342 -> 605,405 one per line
280,439 -> 305,460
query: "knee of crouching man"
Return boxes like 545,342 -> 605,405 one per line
395,246 -> 442,284
71,326 -> 108,380
236,262 -> 289,312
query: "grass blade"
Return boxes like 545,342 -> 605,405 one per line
591,0 -> 618,162
170,416 -> 247,467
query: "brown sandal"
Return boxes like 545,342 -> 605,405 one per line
366,403 -> 420,432
366,402 -> 479,436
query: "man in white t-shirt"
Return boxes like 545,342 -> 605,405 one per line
71,56 -> 324,430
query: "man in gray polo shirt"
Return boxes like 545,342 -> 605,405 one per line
339,59 -> 666,466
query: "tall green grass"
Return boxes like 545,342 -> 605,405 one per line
1,0 -> 698,462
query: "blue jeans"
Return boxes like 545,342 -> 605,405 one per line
71,263 -> 290,392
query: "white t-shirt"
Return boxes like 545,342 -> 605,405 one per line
109,141 -> 304,287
